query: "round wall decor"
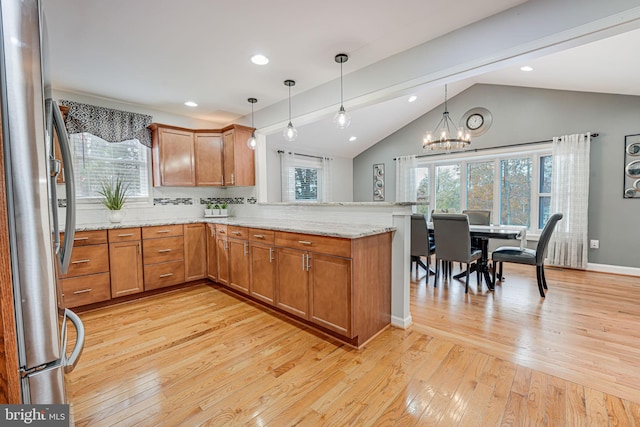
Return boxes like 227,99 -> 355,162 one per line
459,107 -> 493,137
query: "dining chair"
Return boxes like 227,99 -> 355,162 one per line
432,213 -> 482,293
491,213 -> 563,297
410,214 -> 435,275
460,209 -> 491,269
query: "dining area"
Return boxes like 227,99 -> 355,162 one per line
410,209 -> 563,297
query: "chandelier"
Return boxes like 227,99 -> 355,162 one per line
422,85 -> 470,151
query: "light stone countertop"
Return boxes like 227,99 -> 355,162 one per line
74,217 -> 395,239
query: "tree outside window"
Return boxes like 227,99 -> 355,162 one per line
435,164 -> 461,212
500,158 -> 531,226
467,161 -> 494,210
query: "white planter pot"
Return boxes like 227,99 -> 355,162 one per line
220,208 -> 228,216
204,209 -> 214,216
108,210 -> 125,223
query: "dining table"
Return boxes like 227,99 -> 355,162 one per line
427,223 -> 526,290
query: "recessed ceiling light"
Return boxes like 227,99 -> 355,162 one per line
408,95 -> 417,102
184,101 -> 198,107
349,136 -> 357,142
520,66 -> 533,72
251,54 -> 269,65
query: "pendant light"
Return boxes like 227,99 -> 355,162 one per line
246,98 -> 258,150
422,84 -> 470,151
283,79 -> 297,141
333,53 -> 351,129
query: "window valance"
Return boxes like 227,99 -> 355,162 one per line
59,100 -> 153,148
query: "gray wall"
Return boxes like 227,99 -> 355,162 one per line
353,84 -> 640,268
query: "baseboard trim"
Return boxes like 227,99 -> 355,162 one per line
587,262 -> 640,277
391,315 -> 413,329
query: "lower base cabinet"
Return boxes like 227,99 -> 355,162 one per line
249,242 -> 275,305
109,240 -> 144,298
144,261 -> 185,290
228,238 -> 250,294
275,247 -> 309,318
309,254 -> 352,337
60,273 -> 111,308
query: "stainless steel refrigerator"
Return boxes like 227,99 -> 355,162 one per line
0,0 -> 84,403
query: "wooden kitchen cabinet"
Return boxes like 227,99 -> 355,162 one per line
184,223 -> 207,281
149,124 -> 195,187
309,254 -> 352,336
215,225 -> 229,285
275,247 -> 310,319
249,229 -> 276,305
221,125 -> 255,186
206,224 -> 217,280
227,226 -> 250,294
108,228 -> 143,298
58,230 -> 111,308
142,225 -> 185,290
194,132 -> 223,186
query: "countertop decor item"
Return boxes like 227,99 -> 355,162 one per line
98,175 -> 129,222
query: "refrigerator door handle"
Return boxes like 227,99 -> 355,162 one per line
47,99 -> 76,274
61,309 -> 84,374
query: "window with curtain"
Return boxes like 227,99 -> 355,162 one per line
415,145 -> 551,230
60,100 -> 152,202
280,151 -> 332,202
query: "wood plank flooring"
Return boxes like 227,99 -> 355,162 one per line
65,265 -> 640,426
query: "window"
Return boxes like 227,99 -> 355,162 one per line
415,144 -> 552,232
71,133 -> 150,202
281,153 -> 331,202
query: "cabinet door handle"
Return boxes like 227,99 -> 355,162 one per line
306,254 -> 311,271
118,233 -> 133,237
230,173 -> 235,184
253,234 -> 264,239
71,259 -> 91,264
244,242 -> 248,256
224,240 -> 228,251
298,240 -> 312,246
73,237 -> 89,241
158,248 -> 172,253
156,230 -> 171,234
302,253 -> 305,271
269,248 -> 274,263
232,231 -> 242,235
73,289 -> 92,294
159,273 -> 173,278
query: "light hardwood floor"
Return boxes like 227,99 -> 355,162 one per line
66,265 -> 640,426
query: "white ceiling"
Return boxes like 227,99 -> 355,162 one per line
42,0 -> 640,159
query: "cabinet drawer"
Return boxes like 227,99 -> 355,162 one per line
65,229 -> 108,246
143,236 -> 184,264
275,232 -> 351,258
60,272 -> 111,307
108,227 -> 141,243
249,228 -> 275,244
59,244 -> 109,278
144,261 -> 185,290
142,224 -> 183,239
228,226 -> 248,240
215,224 -> 227,236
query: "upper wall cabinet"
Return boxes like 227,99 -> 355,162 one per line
149,124 -> 195,186
149,123 -> 254,187
221,125 -> 255,187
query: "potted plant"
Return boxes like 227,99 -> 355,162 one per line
204,202 -> 213,216
212,203 -> 221,216
220,202 -> 228,216
98,175 -> 130,223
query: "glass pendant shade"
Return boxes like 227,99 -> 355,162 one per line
333,53 -> 350,129
283,80 -> 297,142
247,97 -> 258,150
334,105 -> 351,129
422,85 -> 470,151
283,122 -> 297,141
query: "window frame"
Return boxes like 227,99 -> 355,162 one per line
415,143 -> 552,233
281,155 -> 325,202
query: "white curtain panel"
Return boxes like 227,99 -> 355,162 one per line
548,132 -> 591,269
395,155 -> 417,202
321,156 -> 333,202
280,151 -> 296,202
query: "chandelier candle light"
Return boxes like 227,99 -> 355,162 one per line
422,84 -> 471,151
247,97 -> 258,150
283,79 -> 297,141
333,53 -> 351,129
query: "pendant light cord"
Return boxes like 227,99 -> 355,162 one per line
340,61 -> 344,108
288,85 -> 292,122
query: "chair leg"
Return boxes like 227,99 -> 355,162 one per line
476,264 -> 481,286
541,265 -> 548,290
536,265 -> 546,297
498,262 -> 503,281
433,258 -> 439,287
465,263 -> 470,293
491,261 -> 496,284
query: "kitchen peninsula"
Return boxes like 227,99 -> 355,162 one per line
60,202 -> 412,347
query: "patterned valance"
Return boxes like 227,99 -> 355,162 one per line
59,100 -> 153,148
